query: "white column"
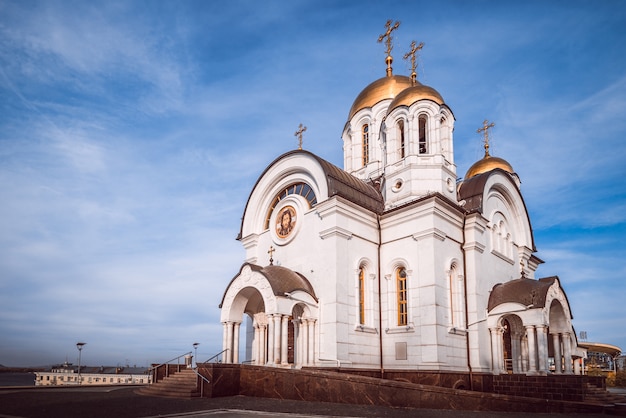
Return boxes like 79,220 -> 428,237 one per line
222,322 -> 229,359
536,325 -> 548,374
563,332 -> 573,374
293,319 -> 300,367
226,322 -> 234,363
260,325 -> 267,365
267,316 -> 275,364
490,327 -> 503,374
273,314 -> 281,364
574,357 -> 581,375
307,319 -> 315,366
552,333 -> 562,374
281,315 -> 289,365
512,336 -> 522,374
253,324 -> 260,365
233,322 -> 240,364
526,325 -> 537,374
300,319 -> 308,366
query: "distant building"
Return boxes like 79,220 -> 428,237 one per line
34,362 -> 151,386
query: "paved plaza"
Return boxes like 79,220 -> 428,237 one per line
0,386 -> 614,418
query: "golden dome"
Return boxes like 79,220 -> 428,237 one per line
348,75 -> 413,120
387,81 -> 444,113
465,154 -> 515,179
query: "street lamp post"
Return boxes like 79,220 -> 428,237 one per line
76,342 -> 86,385
193,342 -> 199,368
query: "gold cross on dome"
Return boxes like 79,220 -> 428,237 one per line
295,123 -> 307,150
378,20 -> 400,76
477,119 -> 495,157
268,246 -> 275,266
403,40 -> 424,84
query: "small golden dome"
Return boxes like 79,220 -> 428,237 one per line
348,75 -> 413,120
387,81 -> 444,113
465,154 -> 514,179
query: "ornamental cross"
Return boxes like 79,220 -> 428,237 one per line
477,119 -> 495,157
268,245 -> 275,266
378,19 -> 401,56
295,123 -> 307,150
403,40 -> 424,84
378,20 -> 400,76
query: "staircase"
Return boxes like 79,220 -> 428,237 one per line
137,369 -> 201,398
585,383 -> 626,416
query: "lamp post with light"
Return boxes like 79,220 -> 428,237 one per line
76,342 -> 86,385
193,342 -> 199,368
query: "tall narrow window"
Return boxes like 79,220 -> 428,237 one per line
418,115 -> 427,154
448,264 -> 465,329
396,267 -> 408,326
397,120 -> 405,159
362,124 -> 369,166
358,266 -> 366,325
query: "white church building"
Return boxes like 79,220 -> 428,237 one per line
219,23 -> 585,377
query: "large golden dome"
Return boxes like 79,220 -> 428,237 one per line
387,81 -> 444,113
348,75 -> 413,120
465,154 -> 514,179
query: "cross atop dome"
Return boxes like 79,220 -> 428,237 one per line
377,20 -> 400,77
477,119 -> 496,157
403,40 -> 424,85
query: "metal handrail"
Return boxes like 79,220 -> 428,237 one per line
147,351 -> 192,382
191,368 -> 211,398
201,348 -> 228,364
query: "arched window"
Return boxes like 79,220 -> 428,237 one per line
418,115 -> 427,154
396,267 -> 408,326
397,119 -> 405,159
264,182 -> 317,229
362,124 -> 369,166
358,266 -> 366,325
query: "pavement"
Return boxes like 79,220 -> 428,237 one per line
0,386 -> 613,418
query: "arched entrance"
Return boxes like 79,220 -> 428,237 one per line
219,263 -> 318,368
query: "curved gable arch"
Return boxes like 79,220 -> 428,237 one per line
479,171 -> 535,252
240,151 -> 330,240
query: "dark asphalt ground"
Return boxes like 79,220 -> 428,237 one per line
0,386 -> 611,418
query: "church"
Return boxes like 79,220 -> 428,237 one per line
219,21 -> 585,377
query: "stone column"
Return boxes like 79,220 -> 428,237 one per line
281,315 -> 289,365
253,324 -> 260,365
222,322 -> 229,361
260,324 -> 267,365
273,314 -> 281,364
574,357 -> 581,375
300,319 -> 308,366
525,325 -> 537,374
562,332 -> 573,374
233,322 -> 240,364
511,335 -> 522,374
536,325 -> 548,374
267,316 -> 275,364
225,322 -> 234,363
307,319 -> 315,366
552,333 -> 562,374
490,327 -> 503,374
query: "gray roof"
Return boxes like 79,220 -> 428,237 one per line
487,276 -> 572,318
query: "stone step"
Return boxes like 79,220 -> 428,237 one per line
137,369 -> 201,399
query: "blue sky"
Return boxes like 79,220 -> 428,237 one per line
1,0 -> 625,367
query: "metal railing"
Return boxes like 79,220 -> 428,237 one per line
147,351 -> 192,383
190,367 -> 211,398
201,348 -> 229,364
